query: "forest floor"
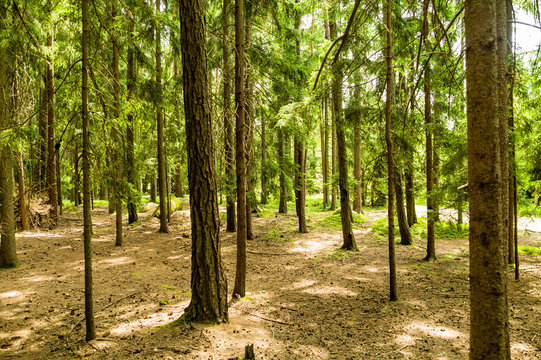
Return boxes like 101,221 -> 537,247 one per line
1,201 -> 540,359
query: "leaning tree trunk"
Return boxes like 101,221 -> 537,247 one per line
223,0 -> 236,231
155,0 -> 168,233
232,0 -> 247,299
330,5 -> 357,251
395,170 -> 412,245
465,0 -> 510,358
82,0 -> 96,341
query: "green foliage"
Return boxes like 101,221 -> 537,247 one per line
264,229 -> 286,241
518,246 -> 541,257
159,300 -> 170,306
371,216 -> 468,239
321,212 -> 366,229
257,209 -> 275,219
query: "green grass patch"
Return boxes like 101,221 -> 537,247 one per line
63,205 -> 79,213
257,209 -> 275,218
518,245 -> 541,256
162,285 -> 176,291
159,299 -> 170,306
321,212 -> 366,229
93,199 -> 109,206
371,216 -> 468,239
265,229 -> 287,241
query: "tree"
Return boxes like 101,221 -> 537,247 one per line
46,30 -> 58,226
112,0 -> 122,246
465,0 -> 510,357
0,2 -> 17,268
178,0 -> 228,323
82,0 -> 96,341
385,0 -> 397,301
223,0 -> 236,232
126,7 -> 138,224
233,0 -> 247,298
155,0 -> 168,234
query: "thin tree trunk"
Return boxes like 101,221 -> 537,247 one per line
39,86 -> 47,192
56,145 -> 62,215
245,8 -> 255,241
405,166 -> 416,226
424,64 -> 436,261
82,0 -> 96,340
278,129 -> 287,214
46,32 -> 58,226
223,0 -> 236,231
17,152 -> 29,230
507,0 -> 516,268
330,5 -> 356,251
113,0 -> 122,246
126,16 -> 138,224
150,173 -> 157,203
322,97 -> 329,209
178,0 -> 228,323
330,114 -> 337,211
385,0 -> 397,301
260,115 -> 268,205
233,0 -> 247,298
395,170 -> 412,245
353,121 -> 362,213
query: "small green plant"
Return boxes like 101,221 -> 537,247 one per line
321,212 -> 366,229
159,299 -> 170,306
162,285 -> 176,290
371,216 -> 399,235
265,229 -> 284,241
257,209 -> 275,219
518,245 -> 541,256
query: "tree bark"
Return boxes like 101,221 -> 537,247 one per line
330,5 -> 357,251
353,120 -> 362,213
465,0 -> 510,357
424,65 -> 436,261
245,7 -> 255,241
17,151 -> 29,230
223,0 -> 236,231
385,0 -> 397,301
322,97 -> 329,209
155,0 -> 168,233
126,15 -> 138,224
506,0 -> 516,268
330,113 -> 337,211
46,32 -> 58,226
278,129 -> 287,214
82,0 -> 96,341
395,170 -> 412,245
260,115 -> 268,204
112,0 -> 122,246
179,0 -> 228,323
232,0 -> 247,298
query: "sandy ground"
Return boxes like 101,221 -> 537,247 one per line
0,203 -> 540,359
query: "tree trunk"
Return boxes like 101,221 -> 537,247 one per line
424,65 -> 436,261
178,0 -> 229,323
330,5 -> 357,251
330,114 -> 337,211
405,166 -> 416,226
46,32 -> 58,226
223,0 -> 236,231
465,0 -> 510,357
39,86 -> 47,192
385,0 -> 397,301
232,0 -> 247,298
506,0 -> 515,267
112,0 -> 122,246
322,97 -> 329,209
0,11 -> 17,266
294,138 -> 307,233
395,170 -> 412,245
353,121 -> 362,213
278,129 -> 287,214
82,0 -> 96,341
155,0 -> 168,233
245,8 -> 255,241
150,173 -> 157,203
17,152 -> 29,230
260,115 -> 268,204
126,16 -> 138,224
56,144 -> 62,215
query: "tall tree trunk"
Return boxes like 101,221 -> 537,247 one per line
465,0 -> 510,357
330,5 -> 356,251
155,0 -> 168,233
126,17 -> 138,224
56,144 -> 62,215
330,114 -> 338,211
150,173 -> 157,202
113,0 -> 122,246
39,86 -> 47,192
322,97 -> 329,209
223,0 -> 236,231
46,32 -> 58,226
245,7 -> 255,241
353,121 -> 362,213
260,115 -> 268,204
424,65 -> 436,261
405,166 -> 416,226
0,7 -> 17,266
506,0 -> 516,269
385,0 -> 397,301
17,152 -> 29,230
82,0 -> 96,341
178,0 -> 228,323
232,0 -> 247,298
278,129 -> 287,214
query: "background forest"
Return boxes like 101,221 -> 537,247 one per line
0,0 -> 540,359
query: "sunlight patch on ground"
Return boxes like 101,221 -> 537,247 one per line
364,267 -> 379,273
0,290 -> 24,299
98,257 -> 132,266
19,275 -> 55,283
395,334 -> 417,346
343,275 -> 371,282
16,232 -> 62,238
404,299 -> 428,310
0,329 -> 32,349
166,255 -> 183,260
109,301 -> 189,337
511,342 -> 535,353
290,279 -> 317,289
303,285 -> 357,297
405,321 -> 465,340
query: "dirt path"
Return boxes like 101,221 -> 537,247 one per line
1,205 -> 540,359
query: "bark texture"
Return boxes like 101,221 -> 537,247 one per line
179,0 -> 228,323
46,33 -> 58,226
465,0 -> 510,357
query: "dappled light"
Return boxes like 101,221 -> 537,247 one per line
405,321 -> 465,340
